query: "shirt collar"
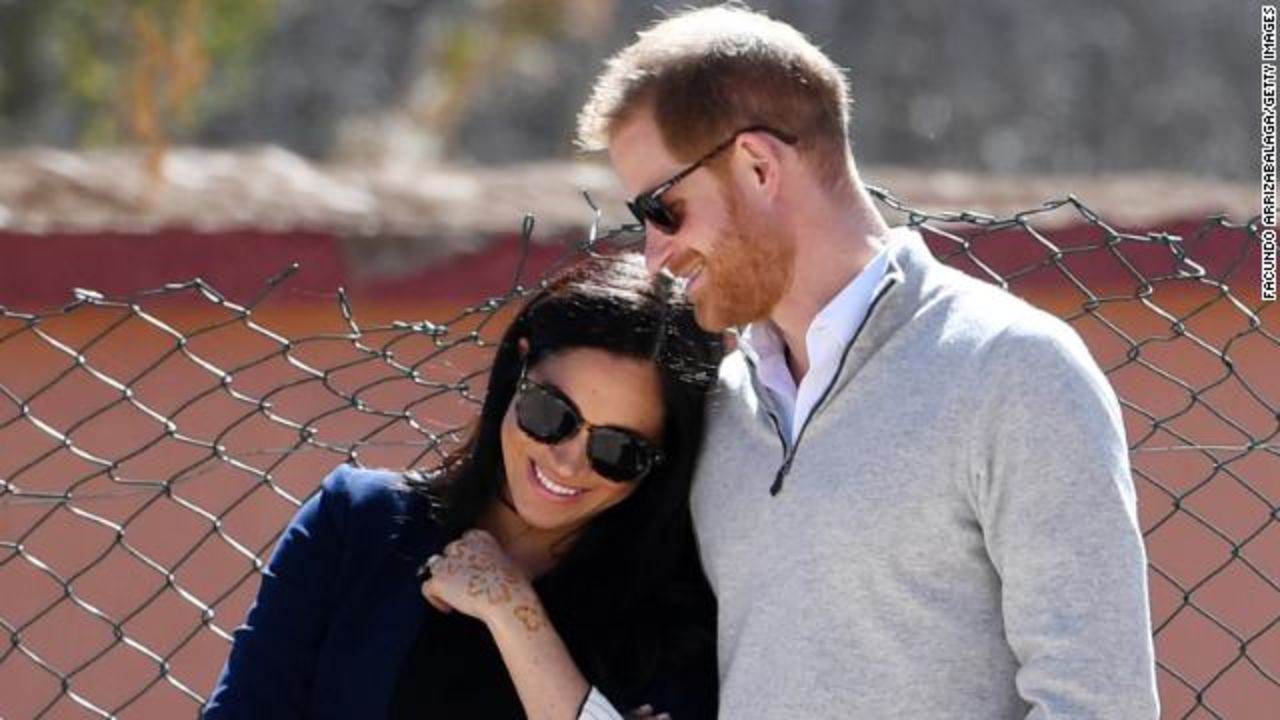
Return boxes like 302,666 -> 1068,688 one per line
740,231 -> 897,367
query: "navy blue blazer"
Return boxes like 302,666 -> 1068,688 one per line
205,465 -> 442,719
204,465 -> 717,719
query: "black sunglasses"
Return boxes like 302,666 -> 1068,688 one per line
626,124 -> 799,235
514,372 -> 665,483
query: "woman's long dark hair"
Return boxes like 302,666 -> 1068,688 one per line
408,253 -> 724,703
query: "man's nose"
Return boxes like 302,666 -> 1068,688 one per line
644,226 -> 675,275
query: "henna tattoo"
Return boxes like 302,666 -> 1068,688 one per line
465,554 -> 496,573
437,530 -> 537,614
512,604 -> 546,632
466,571 -> 514,604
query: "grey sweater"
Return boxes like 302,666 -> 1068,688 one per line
691,231 -> 1159,719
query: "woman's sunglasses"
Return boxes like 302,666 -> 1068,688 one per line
514,373 -> 665,484
626,125 -> 798,235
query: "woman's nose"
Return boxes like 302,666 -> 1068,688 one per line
545,430 -> 590,477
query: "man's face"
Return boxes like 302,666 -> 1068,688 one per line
608,112 -> 794,331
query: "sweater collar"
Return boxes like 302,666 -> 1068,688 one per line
723,225 -> 941,423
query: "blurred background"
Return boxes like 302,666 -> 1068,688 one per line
0,0 -> 1254,176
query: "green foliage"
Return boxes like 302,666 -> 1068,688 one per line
0,0 -> 278,146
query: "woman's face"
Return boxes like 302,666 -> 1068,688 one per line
500,347 -> 664,534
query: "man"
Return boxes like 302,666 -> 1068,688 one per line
577,4 -> 1159,718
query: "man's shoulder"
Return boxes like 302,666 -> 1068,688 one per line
882,228 -> 1073,350
920,272 -> 1112,408
924,261 -> 1082,354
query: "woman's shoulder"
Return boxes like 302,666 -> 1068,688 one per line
314,463 -> 443,541
319,463 -> 412,501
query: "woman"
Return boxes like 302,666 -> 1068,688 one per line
204,254 -> 724,719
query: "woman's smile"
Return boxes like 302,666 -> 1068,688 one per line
528,459 -> 588,501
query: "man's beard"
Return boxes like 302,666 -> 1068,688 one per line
693,192 -> 795,331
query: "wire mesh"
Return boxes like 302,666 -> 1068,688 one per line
0,193 -> 1276,719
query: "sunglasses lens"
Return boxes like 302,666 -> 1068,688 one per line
515,384 -> 578,443
650,206 -> 679,234
626,200 -> 649,227
516,378 -> 660,483
628,196 -> 680,234
587,428 -> 654,483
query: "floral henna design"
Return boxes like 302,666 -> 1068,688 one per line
466,571 -> 514,604
457,545 -> 491,570
512,604 -> 546,632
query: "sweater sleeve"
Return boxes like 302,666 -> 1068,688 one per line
972,322 -> 1159,719
203,466 -> 357,718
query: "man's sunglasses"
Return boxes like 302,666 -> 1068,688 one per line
626,124 -> 799,235
514,372 -> 665,483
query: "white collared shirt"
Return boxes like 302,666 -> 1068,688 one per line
738,231 -> 897,445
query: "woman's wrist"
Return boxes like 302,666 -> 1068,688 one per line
482,585 -> 595,720
484,583 -> 549,636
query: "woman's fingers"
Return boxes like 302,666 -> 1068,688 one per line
421,578 -> 455,613
420,553 -> 455,612
417,552 -> 444,580
623,705 -> 671,720
462,527 -> 498,545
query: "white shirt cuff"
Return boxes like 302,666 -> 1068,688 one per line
577,685 -> 624,720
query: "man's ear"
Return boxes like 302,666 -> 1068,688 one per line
736,132 -> 783,198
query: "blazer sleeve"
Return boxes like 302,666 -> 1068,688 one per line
203,466 -> 359,719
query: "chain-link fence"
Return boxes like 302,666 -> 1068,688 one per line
1,193 -> 1276,719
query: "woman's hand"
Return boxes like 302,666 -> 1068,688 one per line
423,530 -> 622,719
623,704 -> 672,720
420,529 -> 543,630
